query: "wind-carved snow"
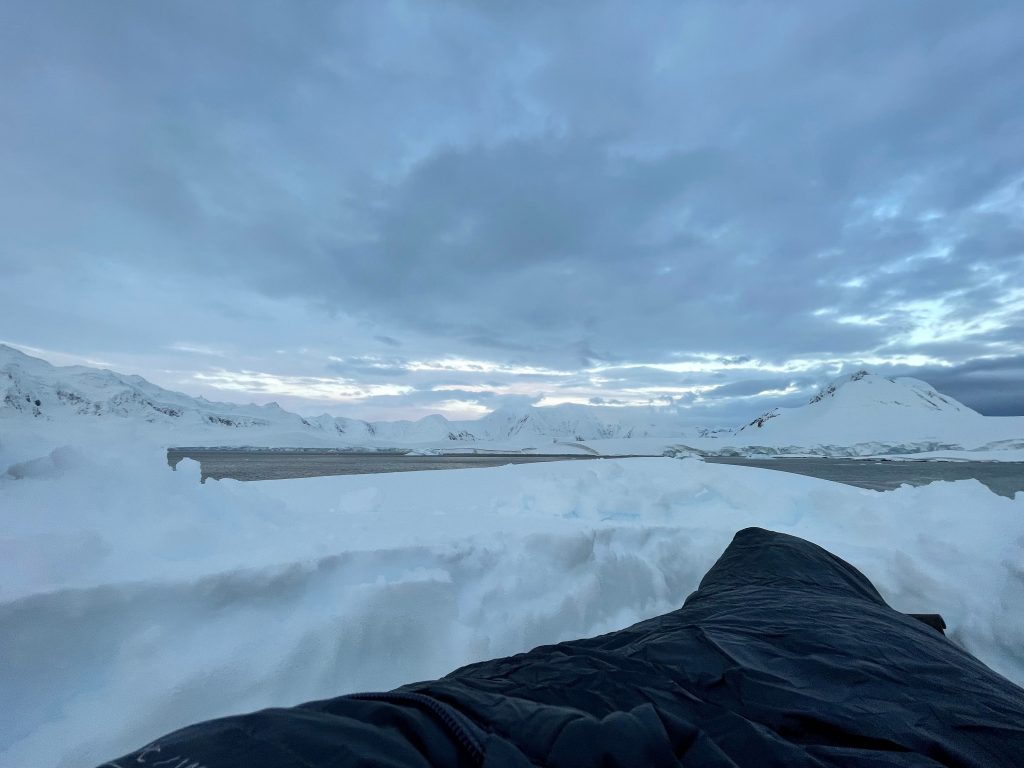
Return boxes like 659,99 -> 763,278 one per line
0,438 -> 1021,768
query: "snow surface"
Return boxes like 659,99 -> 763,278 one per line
1,426 -> 1023,768
3,350 -> 1023,765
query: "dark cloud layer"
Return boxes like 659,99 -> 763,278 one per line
1,2 -> 1022,419
909,357 -> 1024,416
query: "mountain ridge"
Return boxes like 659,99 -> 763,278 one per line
3,345 -> 1020,452
0,345 -> 698,444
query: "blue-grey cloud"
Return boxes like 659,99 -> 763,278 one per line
1,1 -> 1022,419
897,356 -> 1024,416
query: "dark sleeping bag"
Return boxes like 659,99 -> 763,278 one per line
99,528 -> 1024,767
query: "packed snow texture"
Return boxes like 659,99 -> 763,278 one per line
4,345 -> 1022,457
1,429 -> 1022,768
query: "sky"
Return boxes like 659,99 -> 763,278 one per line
1,1 -> 1022,424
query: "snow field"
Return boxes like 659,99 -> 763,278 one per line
1,434 -> 1022,767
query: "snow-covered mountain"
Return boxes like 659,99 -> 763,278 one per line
0,345 -> 695,446
733,370 -> 1022,451
464,404 -> 692,442
4,346 -> 1020,454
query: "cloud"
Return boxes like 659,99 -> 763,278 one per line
168,342 -> 225,357
706,378 -> 815,400
192,370 -> 415,402
1,2 -> 1022,418
900,356 -> 1024,416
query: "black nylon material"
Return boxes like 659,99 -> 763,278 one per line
99,528 -> 1024,767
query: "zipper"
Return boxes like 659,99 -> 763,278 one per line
343,690 -> 486,765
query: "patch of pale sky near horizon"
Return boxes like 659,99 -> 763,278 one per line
7,335 -> 1024,421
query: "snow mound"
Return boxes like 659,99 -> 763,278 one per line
4,446 -> 83,480
1,431 -> 1022,767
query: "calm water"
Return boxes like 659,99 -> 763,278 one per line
703,456 -> 1024,498
166,449 -> 1024,498
167,449 -> 605,482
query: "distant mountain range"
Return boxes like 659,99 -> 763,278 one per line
0,345 -> 696,445
3,345 -> 1020,453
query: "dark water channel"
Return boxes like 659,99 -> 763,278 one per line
166,449 -> 1023,498
703,456 -> 1023,498
166,449 -> 605,482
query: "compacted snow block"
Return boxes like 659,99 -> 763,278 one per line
99,528 -> 1024,767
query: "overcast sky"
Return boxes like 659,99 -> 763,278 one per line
2,1 -> 1022,424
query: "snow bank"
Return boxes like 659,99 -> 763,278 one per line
1,431 -> 1022,767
